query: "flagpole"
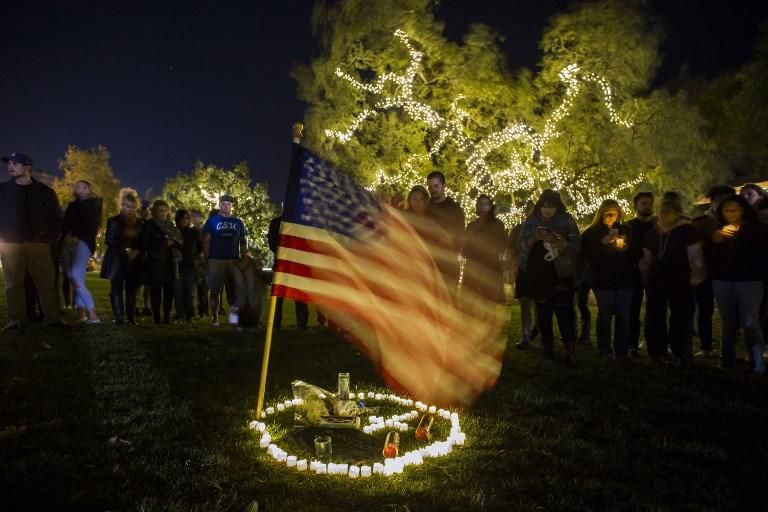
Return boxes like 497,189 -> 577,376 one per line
256,295 -> 278,418
255,122 -> 304,419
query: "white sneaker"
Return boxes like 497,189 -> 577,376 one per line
228,310 -> 239,325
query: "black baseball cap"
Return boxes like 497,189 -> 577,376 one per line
1,152 -> 33,165
220,194 -> 236,203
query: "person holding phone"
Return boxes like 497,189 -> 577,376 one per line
581,200 -> 636,360
517,190 -> 581,365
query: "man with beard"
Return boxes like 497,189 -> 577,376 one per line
626,191 -> 655,356
425,171 -> 465,285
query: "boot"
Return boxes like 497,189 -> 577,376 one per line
542,338 -> 555,359
578,320 -> 591,344
565,342 -> 577,367
125,292 -> 137,325
110,294 -> 124,325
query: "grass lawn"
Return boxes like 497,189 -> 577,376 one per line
1,274 -> 767,511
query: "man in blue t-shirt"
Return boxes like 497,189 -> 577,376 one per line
203,194 -> 247,327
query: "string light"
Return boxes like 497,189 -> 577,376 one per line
327,30 -> 641,228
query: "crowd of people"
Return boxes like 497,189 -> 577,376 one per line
0,152 -> 254,331
1,151 -> 767,375
403,171 -> 768,375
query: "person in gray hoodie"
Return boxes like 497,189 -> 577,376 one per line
517,189 -> 581,365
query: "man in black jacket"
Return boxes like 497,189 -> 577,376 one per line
0,152 -> 64,329
425,171 -> 465,285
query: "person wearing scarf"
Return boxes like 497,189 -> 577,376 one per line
140,199 -> 182,324
640,194 -> 705,366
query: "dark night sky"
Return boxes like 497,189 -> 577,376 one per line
2,1 -> 767,200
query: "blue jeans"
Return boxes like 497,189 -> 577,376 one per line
66,240 -> 95,310
593,288 -> 632,357
713,280 -> 765,368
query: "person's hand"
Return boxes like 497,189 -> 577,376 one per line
690,268 -> 706,287
718,225 -> 739,239
601,228 -> 619,245
549,235 -> 566,250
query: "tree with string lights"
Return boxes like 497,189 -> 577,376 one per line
294,0 -> 720,224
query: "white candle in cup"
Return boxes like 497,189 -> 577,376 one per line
297,459 -> 308,471
385,419 -> 394,428
315,463 -> 327,474
373,462 -> 384,474
349,465 -> 360,478
277,403 -> 285,412
363,425 -> 372,434
348,392 -> 356,400
428,405 -> 437,414
361,465 -> 372,477
259,437 -> 270,449
287,455 -> 297,467
265,406 -> 275,415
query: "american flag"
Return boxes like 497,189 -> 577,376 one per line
272,145 -> 505,406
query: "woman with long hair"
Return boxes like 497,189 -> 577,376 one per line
461,195 -> 507,304
740,183 -> 768,224
580,199 -> 636,359
61,180 -> 103,323
518,189 -> 581,365
710,194 -> 768,373
141,200 -> 182,324
407,185 -> 429,215
100,188 -> 144,324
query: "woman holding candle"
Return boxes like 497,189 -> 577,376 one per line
518,190 -> 581,365
581,200 -> 636,360
710,194 -> 768,373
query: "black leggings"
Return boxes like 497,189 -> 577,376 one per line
110,276 -> 139,320
535,288 -> 576,349
644,283 -> 694,362
150,278 -> 176,323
